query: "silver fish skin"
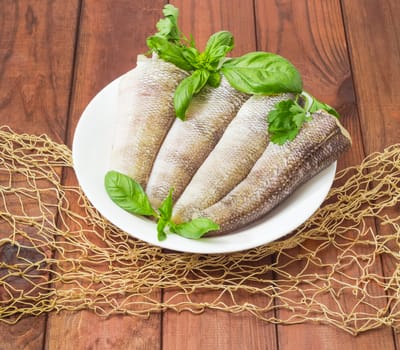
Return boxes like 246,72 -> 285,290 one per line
196,111 -> 352,234
173,93 -> 293,222
109,54 -> 188,188
146,77 -> 249,208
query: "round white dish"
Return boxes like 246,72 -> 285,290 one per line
72,75 -> 336,254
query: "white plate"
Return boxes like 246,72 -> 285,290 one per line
72,75 -> 336,254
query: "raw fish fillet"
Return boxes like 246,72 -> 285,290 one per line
173,93 -> 293,221
146,77 -> 249,207
110,54 -> 188,187
189,110 -> 351,234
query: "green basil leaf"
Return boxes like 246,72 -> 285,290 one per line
174,69 -> 210,120
147,36 -> 194,71
157,218 -> 168,241
171,218 -> 220,239
104,170 -> 156,216
221,52 -> 302,94
205,31 -> 234,56
204,31 -> 234,67
181,46 -> 200,66
158,188 -> 173,221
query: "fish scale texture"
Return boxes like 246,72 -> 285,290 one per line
200,112 -> 351,233
110,55 -> 188,187
173,93 -> 294,221
145,77 -> 249,208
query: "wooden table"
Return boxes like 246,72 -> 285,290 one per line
1,0 -> 399,349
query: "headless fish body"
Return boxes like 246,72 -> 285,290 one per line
194,111 -> 351,234
146,77 -> 249,208
109,54 -> 188,188
173,93 -> 293,222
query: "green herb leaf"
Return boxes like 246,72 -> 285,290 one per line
161,4 -> 179,18
204,31 -> 234,57
158,188 -> 173,221
267,99 -> 312,145
267,92 -> 341,145
147,4 -> 196,71
174,69 -> 210,120
203,31 -> 234,70
310,100 -> 340,118
301,91 -> 340,118
156,188 -> 174,241
104,171 -> 157,216
181,46 -> 200,65
221,52 -> 302,94
147,36 -> 194,71
170,218 -> 220,239
154,4 -> 181,43
157,218 -> 168,241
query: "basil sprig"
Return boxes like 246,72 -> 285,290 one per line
147,5 -> 304,120
267,92 -> 340,145
105,171 -> 219,241
148,29 -> 234,119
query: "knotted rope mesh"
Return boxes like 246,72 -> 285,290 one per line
0,126 -> 399,335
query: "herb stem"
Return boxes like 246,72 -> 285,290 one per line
301,91 -> 314,114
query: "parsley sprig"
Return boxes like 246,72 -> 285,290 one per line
267,92 -> 340,145
152,4 -> 182,44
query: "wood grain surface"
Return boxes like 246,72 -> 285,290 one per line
342,1 -> 400,348
0,0 -> 399,349
0,1 -> 79,349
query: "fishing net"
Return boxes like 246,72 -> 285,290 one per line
0,125 -> 399,335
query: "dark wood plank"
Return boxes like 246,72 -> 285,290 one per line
0,1 -> 80,349
255,0 -> 395,348
162,1 -> 277,349
0,0 -> 77,142
171,0 -> 256,56
342,0 -> 400,347
44,1 -> 166,349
